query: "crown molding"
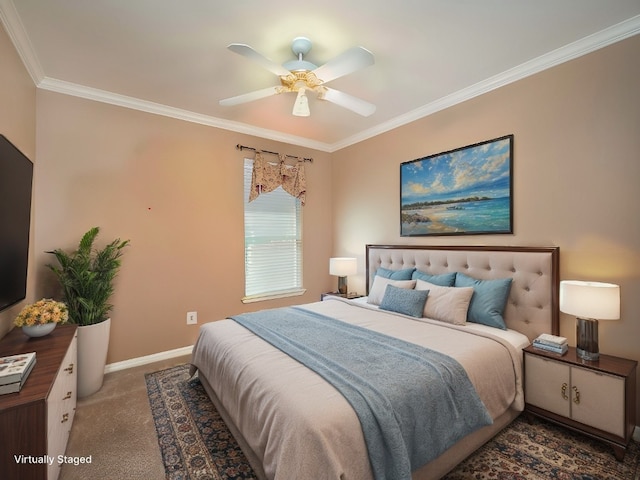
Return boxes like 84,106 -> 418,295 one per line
329,15 -> 640,152
2,0 -> 638,153
37,77 -> 334,152
0,0 -> 44,84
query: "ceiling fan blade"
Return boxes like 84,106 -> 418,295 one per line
227,44 -> 291,77
321,87 -> 376,117
219,86 -> 281,106
312,46 -> 374,84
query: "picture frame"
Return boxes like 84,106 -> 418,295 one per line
400,135 -> 513,237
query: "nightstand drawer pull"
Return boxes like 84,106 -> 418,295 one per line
561,382 -> 568,400
572,386 -> 580,404
64,363 -> 74,374
63,391 -> 72,400
61,413 -> 69,423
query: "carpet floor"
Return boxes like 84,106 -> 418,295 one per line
147,364 -> 639,480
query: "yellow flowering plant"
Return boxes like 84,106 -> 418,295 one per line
14,299 -> 69,327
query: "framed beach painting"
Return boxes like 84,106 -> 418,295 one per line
400,135 -> 513,236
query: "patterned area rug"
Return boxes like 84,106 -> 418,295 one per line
146,364 -> 639,480
443,417 -> 640,480
145,364 -> 256,479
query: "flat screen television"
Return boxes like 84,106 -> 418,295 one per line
0,134 -> 33,313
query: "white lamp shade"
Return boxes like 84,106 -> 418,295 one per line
560,280 -> 620,320
329,257 -> 357,276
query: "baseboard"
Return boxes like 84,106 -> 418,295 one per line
104,345 -> 193,374
634,426 -> 640,442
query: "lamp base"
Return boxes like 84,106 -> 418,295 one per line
576,317 -> 599,361
337,276 -> 348,295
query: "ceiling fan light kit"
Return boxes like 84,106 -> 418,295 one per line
220,36 -> 376,118
292,89 -> 310,117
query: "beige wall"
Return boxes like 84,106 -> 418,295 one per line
0,24 -> 36,337
332,35 -> 640,419
2,18 -> 639,419
32,91 -> 333,364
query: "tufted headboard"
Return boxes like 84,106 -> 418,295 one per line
366,245 -> 559,340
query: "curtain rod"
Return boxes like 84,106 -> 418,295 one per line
236,144 -> 313,163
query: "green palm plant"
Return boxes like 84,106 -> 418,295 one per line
46,227 -> 130,326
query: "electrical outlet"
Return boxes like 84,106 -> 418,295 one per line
186,311 -> 197,325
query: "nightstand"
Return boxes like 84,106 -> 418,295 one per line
320,292 -> 363,301
523,345 -> 637,460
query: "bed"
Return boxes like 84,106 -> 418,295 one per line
190,245 -> 560,479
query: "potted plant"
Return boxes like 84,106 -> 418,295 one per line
47,227 -> 130,397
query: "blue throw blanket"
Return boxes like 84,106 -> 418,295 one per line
230,306 -> 492,480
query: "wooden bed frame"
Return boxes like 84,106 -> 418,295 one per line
197,244 -> 560,479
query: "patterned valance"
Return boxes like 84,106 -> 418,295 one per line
249,153 -> 306,205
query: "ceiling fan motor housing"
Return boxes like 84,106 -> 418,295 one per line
282,37 -> 318,72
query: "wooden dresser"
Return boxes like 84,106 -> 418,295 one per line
0,324 -> 78,480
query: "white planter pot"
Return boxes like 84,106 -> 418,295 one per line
77,318 -> 111,398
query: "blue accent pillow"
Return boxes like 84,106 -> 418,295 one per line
411,270 -> 456,286
454,273 -> 513,330
375,266 -> 416,280
379,284 -> 429,318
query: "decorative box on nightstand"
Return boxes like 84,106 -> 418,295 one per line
523,344 -> 637,460
320,292 -> 364,301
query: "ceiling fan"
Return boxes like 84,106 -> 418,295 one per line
219,37 -> 376,117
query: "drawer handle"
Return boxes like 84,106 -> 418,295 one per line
561,382 -> 568,400
63,391 -> 72,400
573,386 -> 581,404
61,413 -> 69,423
64,363 -> 74,374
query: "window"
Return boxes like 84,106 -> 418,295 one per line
243,158 -> 304,302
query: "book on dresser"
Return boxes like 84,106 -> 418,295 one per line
0,358 -> 36,394
0,352 -> 36,386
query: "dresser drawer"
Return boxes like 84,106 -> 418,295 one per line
47,333 -> 77,480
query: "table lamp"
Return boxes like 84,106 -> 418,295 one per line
329,257 -> 357,295
559,280 -> 620,361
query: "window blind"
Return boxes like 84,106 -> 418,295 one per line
243,158 -> 303,301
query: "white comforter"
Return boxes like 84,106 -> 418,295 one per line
190,297 -> 526,480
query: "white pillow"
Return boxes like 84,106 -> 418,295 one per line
367,277 -> 416,306
415,279 -> 474,325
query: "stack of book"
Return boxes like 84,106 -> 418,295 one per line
0,352 -> 36,394
532,333 -> 568,355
